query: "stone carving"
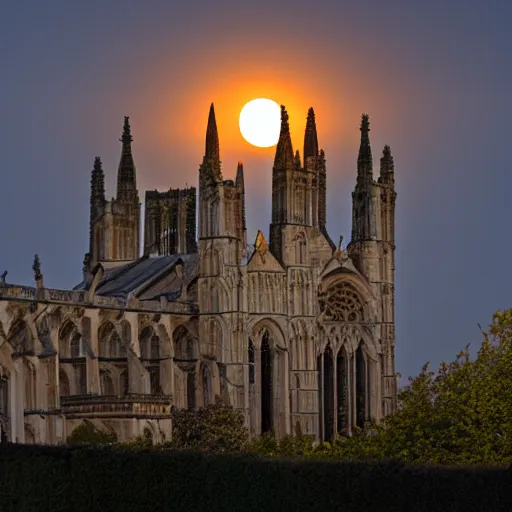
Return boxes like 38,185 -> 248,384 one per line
319,282 -> 364,322
32,254 -> 42,282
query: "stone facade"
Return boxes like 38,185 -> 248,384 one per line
0,104 -> 397,445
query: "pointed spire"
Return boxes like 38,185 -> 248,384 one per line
273,105 -> 294,169
379,145 -> 395,186
236,161 -> 244,188
116,116 -> 138,202
90,157 -> 105,257
303,107 -> 318,160
205,103 -> 220,165
357,113 -> 373,184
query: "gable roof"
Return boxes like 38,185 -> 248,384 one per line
74,254 -> 199,300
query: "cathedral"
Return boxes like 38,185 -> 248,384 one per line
0,103 -> 397,445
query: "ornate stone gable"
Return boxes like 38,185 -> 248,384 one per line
247,231 -> 285,273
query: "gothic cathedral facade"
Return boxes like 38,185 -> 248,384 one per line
0,104 -> 397,444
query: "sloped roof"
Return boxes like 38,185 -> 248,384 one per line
74,254 -> 199,299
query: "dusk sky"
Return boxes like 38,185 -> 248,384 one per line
1,0 -> 511,380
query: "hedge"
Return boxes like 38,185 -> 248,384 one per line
0,444 -> 511,511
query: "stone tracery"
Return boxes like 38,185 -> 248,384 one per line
319,282 -> 364,322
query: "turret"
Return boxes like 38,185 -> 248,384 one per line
351,114 -> 378,243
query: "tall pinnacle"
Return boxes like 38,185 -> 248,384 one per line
236,161 -> 244,188
274,105 -> 294,169
357,113 -> 373,183
379,145 -> 395,186
205,103 -> 220,167
116,116 -> 138,202
91,157 -> 105,203
303,107 -> 318,160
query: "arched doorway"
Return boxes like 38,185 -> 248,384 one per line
140,325 -> 162,394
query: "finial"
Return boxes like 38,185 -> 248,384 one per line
361,113 -> 370,133
338,235 -> 344,250
120,116 -> 133,144
0,271 -> 7,285
32,254 -> 42,281
280,105 -> 290,133
93,156 -> 102,171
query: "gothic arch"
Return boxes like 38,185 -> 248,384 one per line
139,325 -> 161,394
98,321 -> 115,358
59,320 -> 77,358
251,318 -> 287,350
251,318 -> 289,438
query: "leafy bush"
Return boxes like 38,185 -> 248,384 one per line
67,420 -> 117,445
166,396 -> 249,453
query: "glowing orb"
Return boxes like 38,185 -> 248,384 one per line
239,98 -> 281,148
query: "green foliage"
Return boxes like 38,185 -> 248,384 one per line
357,309 -> 512,466
66,420 -> 117,446
167,396 -> 250,453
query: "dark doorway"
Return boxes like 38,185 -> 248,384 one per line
336,351 -> 348,434
261,331 -> 273,434
356,345 -> 366,428
323,344 -> 334,442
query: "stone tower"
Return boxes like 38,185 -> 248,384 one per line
89,117 -> 141,266
197,103 -> 248,410
144,187 -> 197,256
348,114 -> 397,414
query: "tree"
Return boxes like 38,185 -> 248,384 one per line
167,397 -> 250,453
67,420 -> 117,445
368,310 -> 512,465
